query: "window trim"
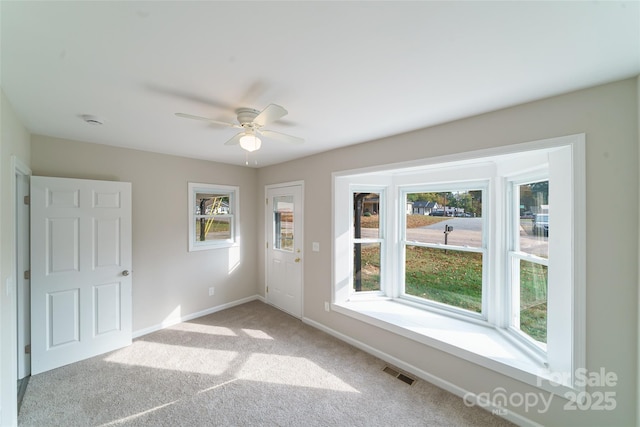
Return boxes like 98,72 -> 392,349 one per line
332,134 -> 586,394
188,182 -> 239,251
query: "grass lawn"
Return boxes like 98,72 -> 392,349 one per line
360,214 -> 448,229
405,246 -> 483,313
518,260 -> 548,343
195,218 -> 231,241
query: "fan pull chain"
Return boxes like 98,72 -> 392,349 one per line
244,151 -> 259,166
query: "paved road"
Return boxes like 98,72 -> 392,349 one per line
361,217 -> 548,257
409,218 -> 482,247
420,217 -> 482,231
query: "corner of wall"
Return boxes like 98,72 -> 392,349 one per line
636,74 -> 640,427
0,89 -> 31,427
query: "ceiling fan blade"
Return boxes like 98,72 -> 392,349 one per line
261,129 -> 304,145
253,104 -> 288,127
175,113 -> 241,128
224,132 -> 244,146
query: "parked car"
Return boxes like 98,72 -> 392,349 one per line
532,214 -> 549,236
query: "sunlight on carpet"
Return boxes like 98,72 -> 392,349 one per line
240,328 -> 274,339
168,322 -> 237,336
103,341 -> 238,375
237,353 -> 360,392
98,399 -> 180,427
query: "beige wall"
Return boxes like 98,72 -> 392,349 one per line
30,137 -> 259,333
0,89 -> 31,426
257,78 -> 639,426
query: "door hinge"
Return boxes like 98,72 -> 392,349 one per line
266,198 -> 268,205
24,270 -> 30,280
25,344 -> 31,354
266,286 -> 269,293
23,195 -> 30,205
266,242 -> 268,249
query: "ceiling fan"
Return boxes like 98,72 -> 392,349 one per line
175,104 -> 304,152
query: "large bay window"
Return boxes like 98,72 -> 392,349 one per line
332,135 -> 585,393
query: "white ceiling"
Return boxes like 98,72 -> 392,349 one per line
2,1 -> 639,167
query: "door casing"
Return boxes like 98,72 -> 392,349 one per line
13,156 -> 31,379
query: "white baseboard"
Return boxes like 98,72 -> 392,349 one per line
302,316 -> 541,427
133,294 -> 264,338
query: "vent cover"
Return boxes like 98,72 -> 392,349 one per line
383,365 -> 416,386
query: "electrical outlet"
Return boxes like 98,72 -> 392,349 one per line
324,301 -> 330,312
209,287 -> 215,296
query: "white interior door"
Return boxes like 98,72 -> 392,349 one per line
30,176 -> 132,375
266,184 -> 303,318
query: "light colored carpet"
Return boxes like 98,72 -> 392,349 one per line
18,301 -> 513,426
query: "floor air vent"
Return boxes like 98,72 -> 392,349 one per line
383,366 -> 416,386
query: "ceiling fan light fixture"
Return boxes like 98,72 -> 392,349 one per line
239,133 -> 262,152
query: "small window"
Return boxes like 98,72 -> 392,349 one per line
188,183 -> 239,251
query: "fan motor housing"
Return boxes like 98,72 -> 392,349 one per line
235,108 -> 260,125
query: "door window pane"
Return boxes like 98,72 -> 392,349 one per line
274,195 -> 294,251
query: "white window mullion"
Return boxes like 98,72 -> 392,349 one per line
486,176 -> 503,326
389,185 -> 402,299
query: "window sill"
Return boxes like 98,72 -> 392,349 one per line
332,298 -> 572,396
188,241 -> 238,252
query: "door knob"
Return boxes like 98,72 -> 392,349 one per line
294,257 -> 301,263
122,270 -> 130,276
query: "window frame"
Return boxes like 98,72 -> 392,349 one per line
399,182 -> 489,320
188,182 -> 239,251
350,186 -> 387,297
506,172 -> 550,357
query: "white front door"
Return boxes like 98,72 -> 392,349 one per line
30,176 -> 132,374
266,183 -> 303,318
